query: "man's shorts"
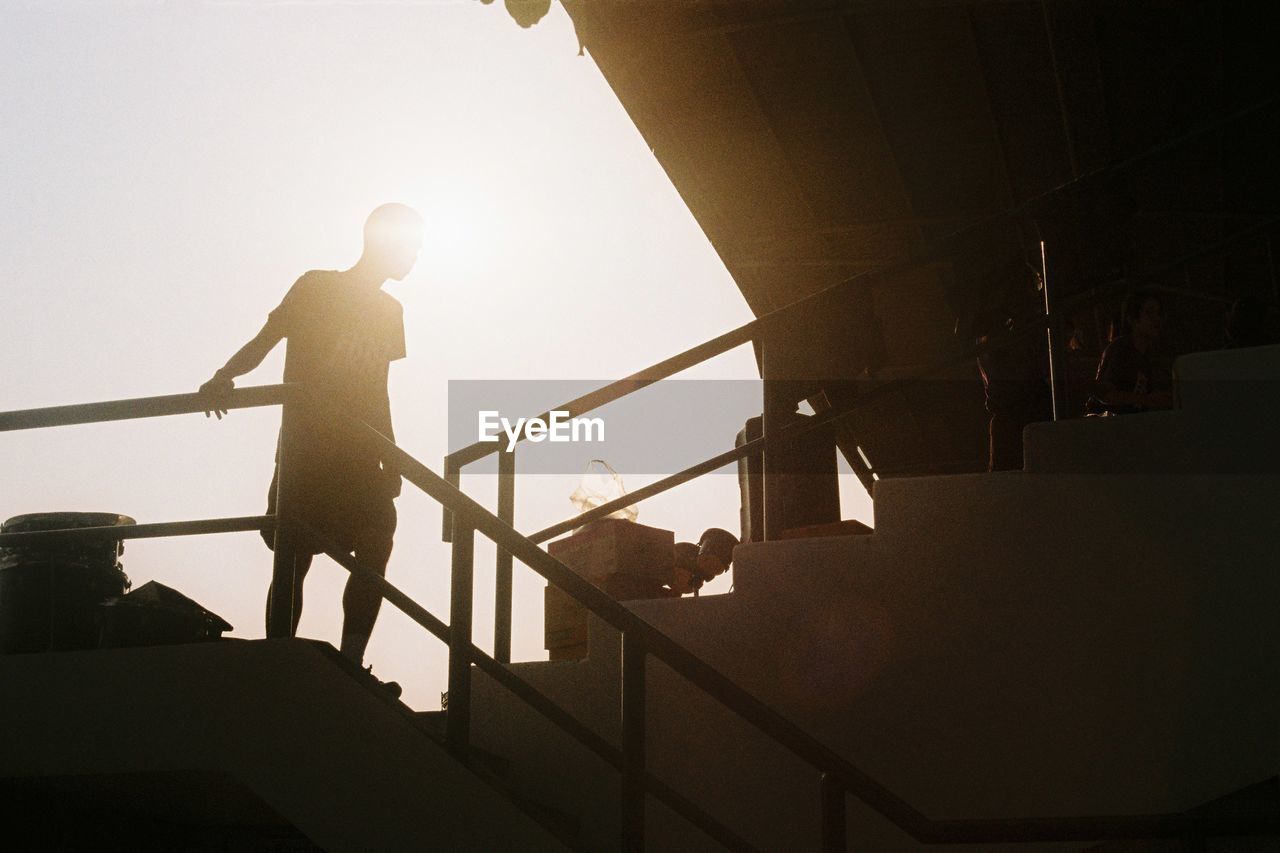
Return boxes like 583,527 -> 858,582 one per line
262,460 -> 397,557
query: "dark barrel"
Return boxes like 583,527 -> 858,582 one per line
0,512 -> 134,653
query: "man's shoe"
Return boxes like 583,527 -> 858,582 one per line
363,665 -> 403,701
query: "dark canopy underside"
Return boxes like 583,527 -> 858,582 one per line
563,0 -> 1279,475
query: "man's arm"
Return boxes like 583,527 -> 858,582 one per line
373,402 -> 402,497
198,322 -> 285,419
1095,376 -> 1173,411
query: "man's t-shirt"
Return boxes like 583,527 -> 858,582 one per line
266,269 -> 405,438
1091,335 -> 1158,415
262,270 -> 405,547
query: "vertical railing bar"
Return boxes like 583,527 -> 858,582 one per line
441,457 -> 460,542
1040,239 -> 1069,421
820,772 -> 847,853
621,631 -> 647,853
760,340 -> 785,542
267,399 -> 295,639
446,520 -> 475,751
494,447 -> 515,664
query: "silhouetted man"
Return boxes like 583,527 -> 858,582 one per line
1088,289 -> 1172,415
198,204 -> 423,679
965,260 -> 1052,471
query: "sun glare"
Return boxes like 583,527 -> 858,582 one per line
410,185 -> 497,277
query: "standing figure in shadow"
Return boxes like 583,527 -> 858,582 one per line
198,204 -> 423,691
1088,289 -> 1172,415
966,260 -> 1053,471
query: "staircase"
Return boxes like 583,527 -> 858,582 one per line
465,345 -> 1280,851
1,347 -> 1276,851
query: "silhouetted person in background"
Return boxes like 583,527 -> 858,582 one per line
965,260 -> 1053,471
198,204 -> 423,687
1088,289 -> 1172,415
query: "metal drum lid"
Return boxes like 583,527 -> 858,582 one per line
0,512 -> 136,570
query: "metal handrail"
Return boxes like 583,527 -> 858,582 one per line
0,516 -> 273,546
4,388 -> 1276,850
445,323 -> 759,471
0,384 -> 293,432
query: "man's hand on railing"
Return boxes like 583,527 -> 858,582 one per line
198,374 -> 235,419
198,322 -> 283,419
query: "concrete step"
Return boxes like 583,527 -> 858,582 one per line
0,640 -> 571,852
414,709 -> 584,850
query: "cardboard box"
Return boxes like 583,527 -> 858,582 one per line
547,519 -> 674,585
544,521 -> 679,662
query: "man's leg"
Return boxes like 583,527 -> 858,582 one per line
265,550 -> 314,636
340,523 -> 394,665
988,411 -> 1026,472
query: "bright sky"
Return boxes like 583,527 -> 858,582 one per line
1,1 -> 869,708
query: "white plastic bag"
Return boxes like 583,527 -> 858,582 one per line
569,459 -> 638,523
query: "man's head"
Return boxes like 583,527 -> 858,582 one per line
695,527 -> 738,584
362,203 -> 424,281
1122,289 -> 1163,342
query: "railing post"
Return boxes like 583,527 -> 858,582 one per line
760,341 -> 787,542
447,520 -> 475,751
494,447 -> 515,664
441,457 -> 460,542
1040,239 -> 1069,421
620,631 -> 647,852
267,400 -> 296,639
820,772 -> 847,853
